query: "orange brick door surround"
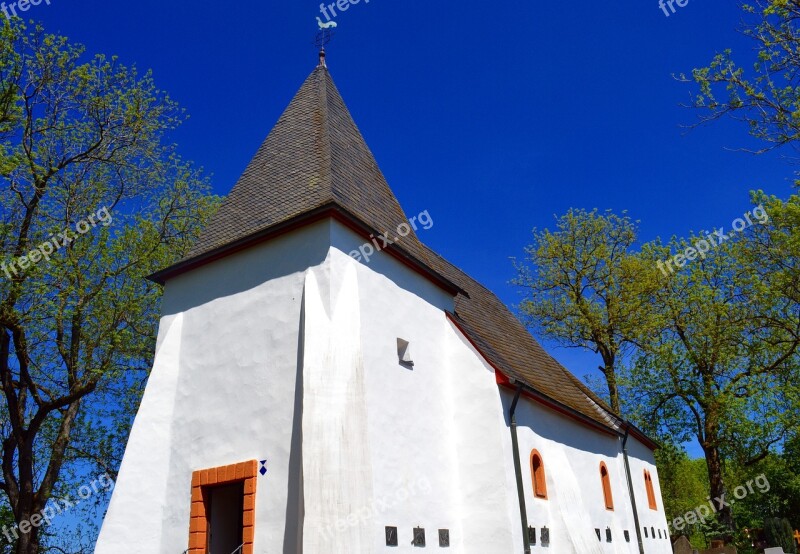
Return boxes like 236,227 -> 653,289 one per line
188,460 -> 258,554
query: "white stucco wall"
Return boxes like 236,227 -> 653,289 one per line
504,389 -> 672,554
328,223 -> 517,553
96,217 -> 669,554
93,312 -> 184,551
97,221 -> 332,553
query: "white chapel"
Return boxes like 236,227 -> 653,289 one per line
95,55 -> 672,554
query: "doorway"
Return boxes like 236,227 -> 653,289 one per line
208,482 -> 244,554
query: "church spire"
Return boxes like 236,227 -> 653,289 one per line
153,64 -> 423,274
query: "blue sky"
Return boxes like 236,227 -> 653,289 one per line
30,0 -> 795,458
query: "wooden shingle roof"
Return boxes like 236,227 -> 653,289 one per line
155,63 -> 631,435
183,64 -> 425,261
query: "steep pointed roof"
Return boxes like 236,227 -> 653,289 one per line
151,63 -> 652,442
183,64 -> 424,261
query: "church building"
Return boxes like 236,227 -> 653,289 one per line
95,53 -> 672,554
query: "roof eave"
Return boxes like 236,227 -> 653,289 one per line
148,203 -> 466,298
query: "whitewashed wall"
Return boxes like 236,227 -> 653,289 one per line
96,218 -> 669,554
503,389 -> 673,554
330,223 -> 517,553
96,221 -> 332,553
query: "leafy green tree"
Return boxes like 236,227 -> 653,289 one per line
680,0 -> 800,538
780,435 -> 800,525
517,200 -> 800,536
654,444 -> 709,531
730,457 -> 800,529
0,21 -> 217,554
765,517 -> 797,553
514,209 -> 654,413
687,0 -> 800,156
629,212 -> 800,533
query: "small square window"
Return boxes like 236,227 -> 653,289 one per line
624,530 -> 630,542
606,528 -> 612,542
438,529 -> 449,547
541,526 -> 550,546
595,529 -> 601,541
528,526 -> 536,545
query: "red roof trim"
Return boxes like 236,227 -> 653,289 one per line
446,312 -> 620,440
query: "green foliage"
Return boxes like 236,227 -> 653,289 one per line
764,517 -> 797,553
518,194 -> 800,535
656,444 -> 709,526
685,0 -> 800,155
0,19 -> 219,553
725,446 -> 800,530
514,208 -> 654,413
622,195 -> 800,531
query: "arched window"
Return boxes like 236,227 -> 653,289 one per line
600,462 -> 614,510
530,450 -> 548,499
644,470 -> 658,510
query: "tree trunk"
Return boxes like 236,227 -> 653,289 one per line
3,399 -> 82,554
601,363 -> 621,414
14,523 -> 39,554
703,440 -> 734,539
12,435 -> 42,554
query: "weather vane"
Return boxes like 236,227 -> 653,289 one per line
315,17 -> 337,66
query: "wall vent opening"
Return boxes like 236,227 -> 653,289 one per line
413,527 -> 426,547
541,526 -> 550,546
397,338 -> 414,367
385,526 -> 398,546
